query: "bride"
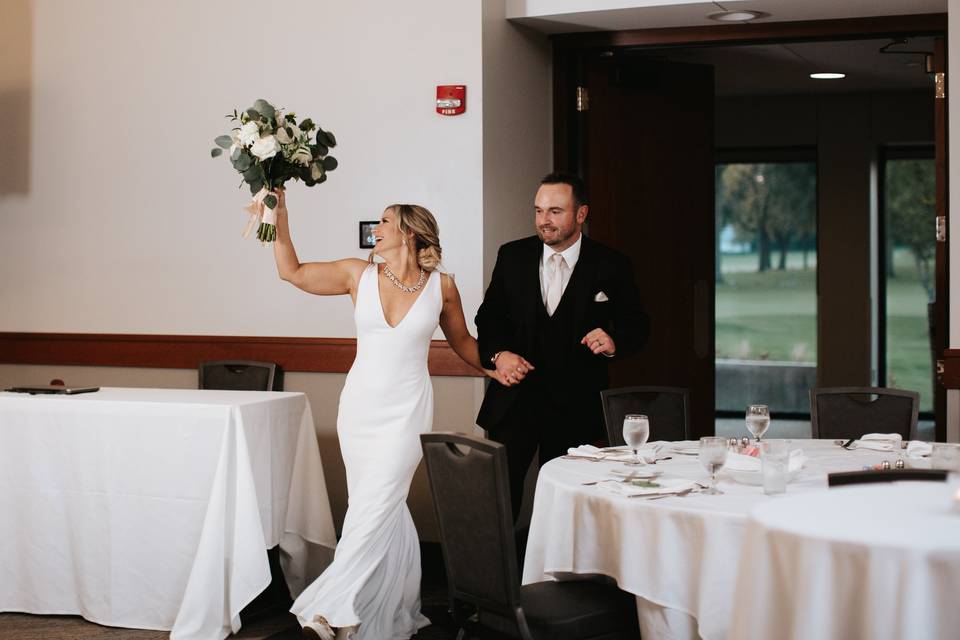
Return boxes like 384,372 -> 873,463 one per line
271,190 -> 503,639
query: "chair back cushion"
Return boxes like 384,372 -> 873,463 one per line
828,468 -> 947,487
601,386 -> 689,445
199,361 -> 283,391
420,433 -> 520,613
811,387 -> 918,440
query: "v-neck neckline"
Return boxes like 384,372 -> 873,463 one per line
375,264 -> 432,329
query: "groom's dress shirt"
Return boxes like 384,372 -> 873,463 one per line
539,234 -> 582,308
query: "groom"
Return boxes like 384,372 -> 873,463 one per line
476,172 -> 649,516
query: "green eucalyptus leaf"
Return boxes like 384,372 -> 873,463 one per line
314,143 -> 328,157
263,194 -> 278,209
245,108 -> 262,120
214,135 -> 233,149
230,146 -> 242,161
322,156 -> 338,171
299,118 -> 314,132
315,129 -> 333,148
253,99 -> 275,119
325,130 -> 337,147
249,180 -> 264,195
232,153 -> 252,171
315,173 -> 327,184
210,147 -> 223,158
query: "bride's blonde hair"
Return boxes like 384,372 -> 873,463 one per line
370,204 -> 442,272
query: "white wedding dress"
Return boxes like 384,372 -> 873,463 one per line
292,263 -> 438,639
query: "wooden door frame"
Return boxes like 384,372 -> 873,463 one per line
552,13 -> 950,438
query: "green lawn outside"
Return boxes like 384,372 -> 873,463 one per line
716,248 -> 933,410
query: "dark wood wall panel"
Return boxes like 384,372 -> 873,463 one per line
944,350 -> 960,390
0,333 -> 483,377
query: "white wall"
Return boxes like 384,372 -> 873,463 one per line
0,0 -> 483,337
481,0 -> 553,282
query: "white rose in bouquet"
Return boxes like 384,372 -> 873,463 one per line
292,146 -> 313,166
238,121 -> 260,147
250,135 -> 281,160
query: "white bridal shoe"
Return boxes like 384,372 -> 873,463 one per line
335,624 -> 359,639
301,616 -> 335,640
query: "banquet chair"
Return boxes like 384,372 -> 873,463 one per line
421,432 -> 640,640
809,387 -> 919,441
827,469 -> 947,487
198,360 -> 284,391
600,386 -> 690,445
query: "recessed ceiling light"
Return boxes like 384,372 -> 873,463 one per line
810,72 -> 846,80
707,10 -> 770,22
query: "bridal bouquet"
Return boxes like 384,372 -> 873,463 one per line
210,98 -> 338,242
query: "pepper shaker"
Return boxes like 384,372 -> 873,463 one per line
881,460 -> 892,470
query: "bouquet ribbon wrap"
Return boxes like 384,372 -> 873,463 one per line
242,188 -> 278,240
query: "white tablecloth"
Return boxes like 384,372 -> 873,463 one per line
522,439 -> 902,640
729,482 -> 960,640
0,387 -> 337,640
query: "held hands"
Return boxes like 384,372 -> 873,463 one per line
582,328 -> 616,356
492,351 -> 535,387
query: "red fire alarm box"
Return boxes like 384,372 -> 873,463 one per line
436,85 -> 466,116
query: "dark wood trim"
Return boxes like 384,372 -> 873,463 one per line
551,14 -> 947,50
0,332 -> 483,377
944,350 -> 960,390
933,36 -> 949,439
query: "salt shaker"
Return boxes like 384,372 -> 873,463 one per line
895,457 -> 906,469
881,460 -> 892,470
741,436 -> 750,448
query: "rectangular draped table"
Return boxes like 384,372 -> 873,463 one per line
0,387 -> 337,640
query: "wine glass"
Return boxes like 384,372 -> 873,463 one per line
745,404 -> 770,442
699,436 -> 728,494
622,414 -> 650,465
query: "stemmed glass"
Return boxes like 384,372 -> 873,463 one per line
622,414 -> 650,465
699,436 -> 728,494
745,404 -> 771,442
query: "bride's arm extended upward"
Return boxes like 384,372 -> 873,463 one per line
439,274 -> 508,383
272,189 -> 366,297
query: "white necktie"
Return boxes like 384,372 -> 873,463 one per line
546,253 -> 565,316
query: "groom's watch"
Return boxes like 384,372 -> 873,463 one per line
490,351 -> 503,364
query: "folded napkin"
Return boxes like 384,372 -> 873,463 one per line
725,449 -> 805,472
566,444 -> 656,463
906,440 -> 932,457
854,433 -> 903,452
595,477 -> 698,497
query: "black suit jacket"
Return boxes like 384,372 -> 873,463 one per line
475,234 -> 649,432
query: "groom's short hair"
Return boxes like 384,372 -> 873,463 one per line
540,172 -> 589,209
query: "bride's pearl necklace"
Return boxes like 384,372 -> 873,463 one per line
382,264 -> 425,293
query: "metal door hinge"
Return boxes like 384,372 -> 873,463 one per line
937,359 -> 945,376
935,72 -> 946,99
576,86 -> 589,112
937,215 -> 947,242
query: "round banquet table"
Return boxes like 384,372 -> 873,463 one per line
728,481 -> 960,640
521,439 -> 916,640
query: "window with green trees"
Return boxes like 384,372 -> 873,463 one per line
715,161 -> 817,414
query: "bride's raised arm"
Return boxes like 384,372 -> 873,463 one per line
272,189 -> 366,297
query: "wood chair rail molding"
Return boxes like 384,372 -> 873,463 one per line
550,13 -> 947,50
0,332 -> 483,377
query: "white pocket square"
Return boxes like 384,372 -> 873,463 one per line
594,291 -> 609,302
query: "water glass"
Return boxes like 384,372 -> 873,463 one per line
746,404 -> 770,442
698,436 -> 728,494
760,440 -> 789,495
622,414 -> 650,465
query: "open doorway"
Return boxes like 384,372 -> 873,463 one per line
553,24 -> 946,439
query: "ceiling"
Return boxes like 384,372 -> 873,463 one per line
631,37 -> 937,96
506,0 -> 946,33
